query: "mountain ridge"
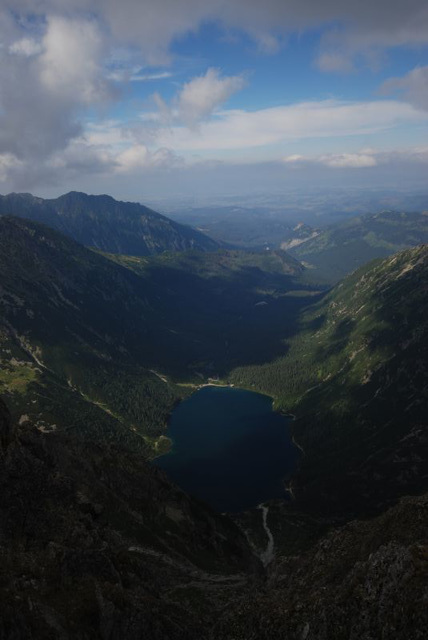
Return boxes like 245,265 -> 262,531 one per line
289,210 -> 428,282
0,190 -> 220,256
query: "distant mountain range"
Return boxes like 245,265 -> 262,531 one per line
288,210 -> 428,282
0,191 -> 219,255
2,192 -> 426,283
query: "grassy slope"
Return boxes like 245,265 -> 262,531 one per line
232,245 -> 428,514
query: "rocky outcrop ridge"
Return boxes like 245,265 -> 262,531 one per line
0,401 -> 258,639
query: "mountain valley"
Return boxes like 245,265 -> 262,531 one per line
0,194 -> 427,639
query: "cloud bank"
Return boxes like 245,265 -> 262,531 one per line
0,1 -> 427,191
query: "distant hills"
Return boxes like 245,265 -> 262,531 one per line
288,211 -> 428,282
2,192 -> 426,283
0,191 -> 219,255
164,204 -> 321,249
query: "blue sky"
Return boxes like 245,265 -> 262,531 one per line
0,1 -> 427,201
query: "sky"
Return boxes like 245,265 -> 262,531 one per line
0,0 -> 427,202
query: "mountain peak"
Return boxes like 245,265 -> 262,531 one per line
57,191 -> 116,203
0,190 -> 219,256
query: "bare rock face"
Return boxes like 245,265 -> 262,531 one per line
214,493 -> 428,640
0,396 -> 258,640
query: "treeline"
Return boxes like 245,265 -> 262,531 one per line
61,360 -> 186,438
230,347 -> 321,410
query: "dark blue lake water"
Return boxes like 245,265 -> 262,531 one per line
154,386 -> 299,512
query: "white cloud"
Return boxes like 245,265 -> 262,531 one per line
175,68 -> 246,126
96,0 -> 428,66
0,139 -> 116,191
283,154 -> 305,163
107,65 -> 173,82
154,100 -> 428,152
116,144 -> 182,172
317,52 -> 354,74
131,71 -> 173,82
7,1 -> 428,70
380,145 -> 428,165
1,1 -> 428,190
9,37 -> 42,57
0,12 -> 117,188
318,152 -> 377,168
39,16 -> 111,104
0,153 -> 24,181
381,66 -> 428,111
148,67 -> 246,129
283,146 -> 428,170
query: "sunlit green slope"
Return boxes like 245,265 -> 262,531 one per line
232,245 -> 428,514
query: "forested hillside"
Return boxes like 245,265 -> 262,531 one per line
0,216 -> 313,455
232,245 -> 428,514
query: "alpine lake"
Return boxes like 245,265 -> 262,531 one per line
154,386 -> 299,512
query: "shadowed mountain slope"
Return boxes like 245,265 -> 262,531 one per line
0,398 -> 258,639
0,216 -> 309,454
1,396 -> 427,640
216,491 -> 428,640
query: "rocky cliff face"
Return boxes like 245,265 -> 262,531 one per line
0,399 -> 258,639
216,492 -> 428,640
2,397 -> 426,639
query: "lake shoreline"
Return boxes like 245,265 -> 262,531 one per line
153,385 -> 300,513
